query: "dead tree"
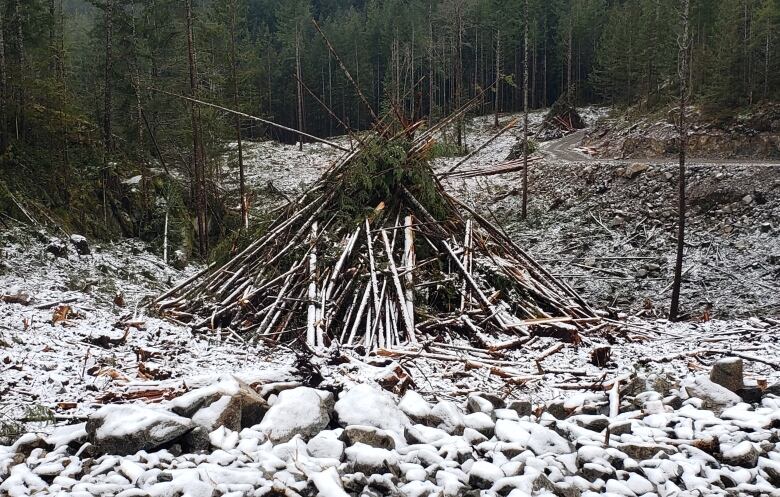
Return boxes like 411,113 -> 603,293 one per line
669,0 -> 690,322
229,0 -> 248,230
521,0 -> 529,220
493,28 -> 500,128
103,0 -> 114,151
186,0 -> 208,254
295,25 -> 304,151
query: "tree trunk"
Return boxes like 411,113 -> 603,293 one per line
543,15 -> 547,107
428,2 -> 434,126
521,0 -> 529,220
494,29 -> 500,128
230,0 -> 247,230
103,0 -> 114,151
669,0 -> 690,322
0,7 -> 6,150
295,26 -> 304,151
186,0 -> 208,255
14,0 -> 25,139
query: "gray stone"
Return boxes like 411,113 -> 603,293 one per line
709,357 -> 744,393
617,442 -> 677,461
721,441 -> 759,468
86,404 -> 193,456
463,412 -> 495,438
341,425 -> 395,450
170,375 -> 269,429
506,400 -> 532,417
571,414 -> 610,433
69,234 -> 90,256
608,420 -> 633,437
345,442 -> 399,475
259,386 -> 334,443
547,401 -> 568,419
624,163 -> 649,179
430,401 -> 466,435
682,375 -> 741,414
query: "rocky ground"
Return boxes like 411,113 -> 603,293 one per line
2,358 -> 780,497
2,108 -> 780,496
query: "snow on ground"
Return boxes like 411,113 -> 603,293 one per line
2,109 -> 780,496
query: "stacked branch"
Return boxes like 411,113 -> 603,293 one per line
153,119 -> 596,351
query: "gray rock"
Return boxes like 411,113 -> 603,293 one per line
580,462 -> 615,481
307,434 -> 345,460
546,401 -> 568,419
259,386 -> 334,443
709,357 -> 744,393
398,390 -> 431,423
69,234 -> 90,256
463,412 -> 495,438
506,400 -> 532,417
682,375 -> 741,414
86,404 -> 193,456
468,461 -> 504,489
334,384 -> 408,433
342,425 -> 395,450
45,239 -> 68,258
430,401 -> 466,435
466,393 -> 504,414
170,375 -> 269,429
345,442 -> 399,474
721,441 -> 759,468
570,414 -> 610,433
608,420 -> 633,437
617,442 -> 677,461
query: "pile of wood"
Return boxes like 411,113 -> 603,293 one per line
153,102 -> 597,351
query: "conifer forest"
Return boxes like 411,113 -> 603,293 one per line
0,1 -> 779,496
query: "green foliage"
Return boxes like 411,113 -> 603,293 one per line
430,142 -> 467,159
336,139 -> 447,222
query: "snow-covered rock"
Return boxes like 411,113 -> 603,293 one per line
334,384 -> 409,434
722,441 -> 760,468
345,442 -> 399,474
682,375 -> 742,414
85,404 -> 193,455
468,460 -> 504,489
430,401 -> 466,435
710,357 -> 744,393
258,386 -> 333,443
342,425 -> 396,449
398,390 -> 432,423
170,375 -> 269,429
494,419 -> 573,455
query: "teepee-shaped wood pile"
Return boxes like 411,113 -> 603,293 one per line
154,112 -> 596,351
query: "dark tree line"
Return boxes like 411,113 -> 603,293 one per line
0,0 -> 777,253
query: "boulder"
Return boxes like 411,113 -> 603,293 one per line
307,432 -> 346,460
709,357 -> 744,393
506,400 -> 532,417
334,384 -> 408,434
69,234 -> 90,256
86,404 -> 193,455
624,163 -> 649,179
170,375 -> 269,430
341,425 -> 396,450
682,376 -> 742,414
721,441 -> 759,468
398,390 -> 432,423
45,239 -> 68,258
617,442 -> 677,461
464,412 -> 495,438
494,419 -> 572,455
258,386 -> 334,443
468,461 -> 504,489
430,401 -> 466,435
345,442 -> 399,475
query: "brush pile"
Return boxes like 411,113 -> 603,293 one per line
537,94 -> 586,141
154,109 -> 597,351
